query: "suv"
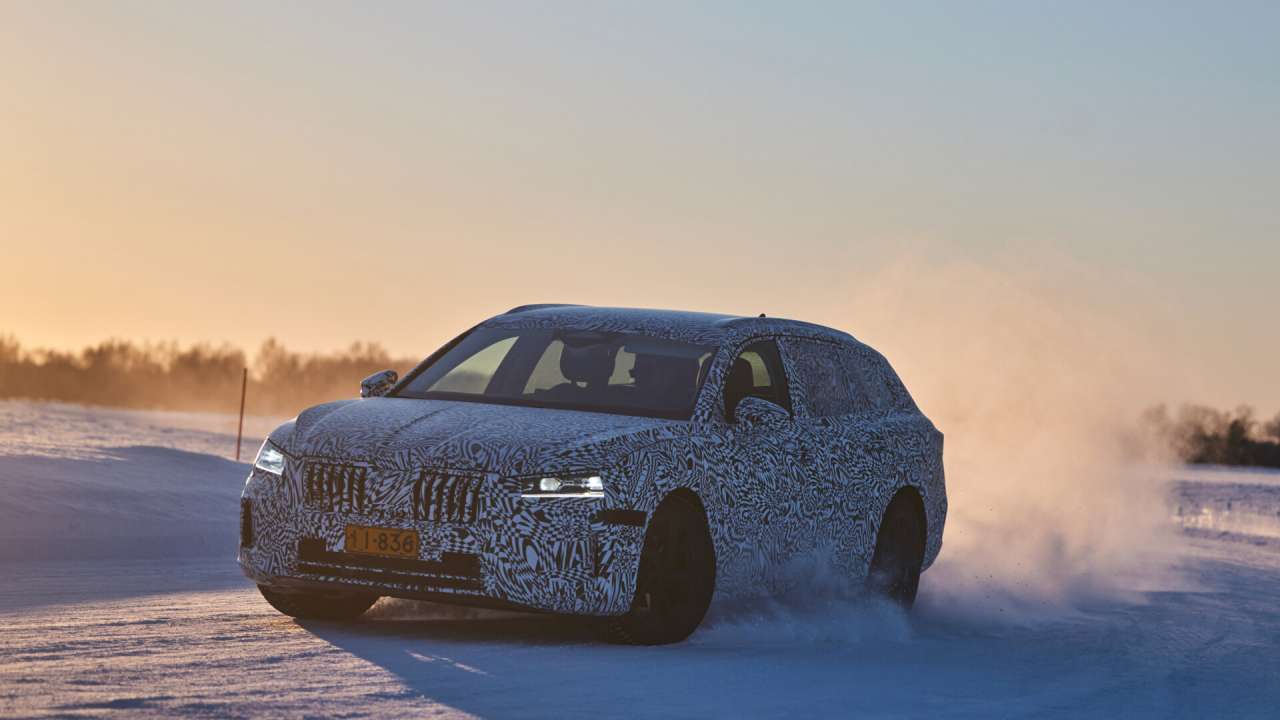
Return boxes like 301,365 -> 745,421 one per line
240,305 -> 946,644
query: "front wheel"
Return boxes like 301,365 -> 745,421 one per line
607,493 -> 716,645
258,585 -> 379,621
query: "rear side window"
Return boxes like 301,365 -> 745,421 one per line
860,348 -> 917,412
784,337 -> 916,417
841,344 -> 915,413
787,338 -> 853,417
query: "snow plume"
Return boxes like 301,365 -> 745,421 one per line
698,592 -> 911,647
696,549 -> 912,646
841,257 -> 1183,621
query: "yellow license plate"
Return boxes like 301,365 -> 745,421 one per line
344,525 -> 419,559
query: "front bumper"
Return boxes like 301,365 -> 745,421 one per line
238,464 -> 646,616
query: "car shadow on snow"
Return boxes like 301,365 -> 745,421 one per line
293,577 -> 1280,718
298,606 -> 734,717
297,595 -> 923,718
305,599 -> 600,644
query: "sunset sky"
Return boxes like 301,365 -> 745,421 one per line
2,2 -> 1277,412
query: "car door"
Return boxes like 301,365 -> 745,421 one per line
693,337 -> 812,596
785,336 -> 903,580
777,337 -> 856,555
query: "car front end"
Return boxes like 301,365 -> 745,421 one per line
238,401 -> 666,617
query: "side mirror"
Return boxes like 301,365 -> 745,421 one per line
733,396 -> 789,427
360,369 -> 398,398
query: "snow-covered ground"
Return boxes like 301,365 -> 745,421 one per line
2,400 -> 1279,718
1172,465 -> 1280,543
0,401 -> 280,563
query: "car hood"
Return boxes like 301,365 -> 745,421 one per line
288,397 -> 685,476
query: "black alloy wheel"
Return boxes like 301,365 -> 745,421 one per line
866,494 -> 926,608
607,493 -> 716,645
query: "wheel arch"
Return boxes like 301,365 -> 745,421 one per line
880,485 -> 927,555
645,486 -> 717,583
657,486 -> 708,516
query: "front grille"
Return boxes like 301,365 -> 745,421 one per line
303,462 -> 369,513
411,471 -> 482,523
296,538 -> 483,591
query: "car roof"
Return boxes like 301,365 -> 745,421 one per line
482,304 -> 857,346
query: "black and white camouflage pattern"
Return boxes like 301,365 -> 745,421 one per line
239,306 -> 946,616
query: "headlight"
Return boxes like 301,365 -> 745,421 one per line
253,440 -> 287,476
520,473 -> 604,498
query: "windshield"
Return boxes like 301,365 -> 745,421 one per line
394,327 -> 716,419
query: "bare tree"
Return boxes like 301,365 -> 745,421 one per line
0,335 -> 415,416
1265,411 -> 1280,443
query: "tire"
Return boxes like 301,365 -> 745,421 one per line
866,493 -> 926,608
258,585 -> 379,621
607,493 -> 716,645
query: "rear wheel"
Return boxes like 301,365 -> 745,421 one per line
607,493 -> 716,645
866,493 -> 926,608
258,585 -> 379,621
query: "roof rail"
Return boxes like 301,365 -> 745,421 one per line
504,303 -> 583,315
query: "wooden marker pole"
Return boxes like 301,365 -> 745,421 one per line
236,367 -> 247,462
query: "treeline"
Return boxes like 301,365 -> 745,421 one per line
1142,404 -> 1280,469
0,336 -> 418,417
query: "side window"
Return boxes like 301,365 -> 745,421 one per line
724,339 -> 792,421
839,344 -> 909,413
789,339 -> 853,417
860,348 -> 917,412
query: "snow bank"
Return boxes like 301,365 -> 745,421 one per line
0,399 -> 281,461
0,401 -> 260,563
1171,466 -> 1280,544
0,446 -> 247,562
